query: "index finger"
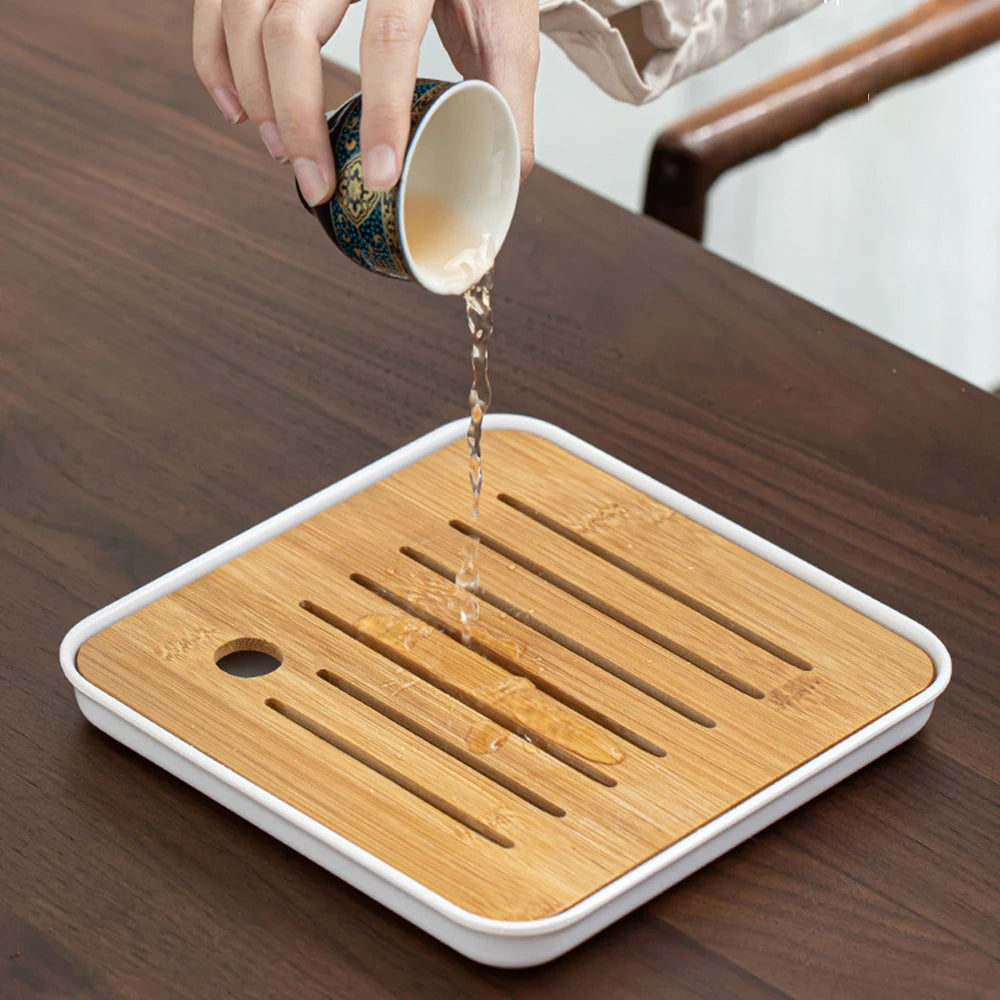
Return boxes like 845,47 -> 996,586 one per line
262,0 -> 351,205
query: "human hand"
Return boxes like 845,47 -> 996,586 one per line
193,0 -> 539,206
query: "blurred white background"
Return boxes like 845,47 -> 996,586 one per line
323,1 -> 1000,389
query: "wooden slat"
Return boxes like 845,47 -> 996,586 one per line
382,472 -> 800,699
484,432 -> 931,685
281,484 -> 912,777
77,429 -> 935,921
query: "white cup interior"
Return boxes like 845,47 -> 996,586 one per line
399,81 -> 520,296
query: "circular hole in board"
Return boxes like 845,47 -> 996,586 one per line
214,638 -> 282,678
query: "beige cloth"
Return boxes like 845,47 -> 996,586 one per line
539,0 -> 821,103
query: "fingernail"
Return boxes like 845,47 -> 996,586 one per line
363,144 -> 397,190
294,158 -> 331,206
212,87 -> 245,124
259,122 -> 288,162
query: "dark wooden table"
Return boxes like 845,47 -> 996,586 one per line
3,2 -> 998,997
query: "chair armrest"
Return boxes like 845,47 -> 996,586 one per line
644,0 -> 1000,240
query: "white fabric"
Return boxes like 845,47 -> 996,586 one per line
539,0 -> 822,103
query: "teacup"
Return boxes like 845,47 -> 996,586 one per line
299,79 -> 520,295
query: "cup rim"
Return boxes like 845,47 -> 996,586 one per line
397,79 -> 520,295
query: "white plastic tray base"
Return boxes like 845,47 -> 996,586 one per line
61,415 -> 951,968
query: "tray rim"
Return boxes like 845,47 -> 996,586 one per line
60,414 -> 951,962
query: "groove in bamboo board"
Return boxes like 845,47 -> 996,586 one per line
483,433 -> 932,681
76,429 -> 935,921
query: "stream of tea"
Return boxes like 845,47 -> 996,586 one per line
405,191 -> 497,643
455,269 -> 494,645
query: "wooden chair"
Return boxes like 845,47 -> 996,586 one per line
644,0 -> 1000,241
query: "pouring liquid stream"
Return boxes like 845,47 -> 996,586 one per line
404,192 -> 497,645
456,269 -> 494,645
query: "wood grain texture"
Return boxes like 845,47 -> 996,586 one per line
2,0 -> 998,994
75,430 -> 933,920
644,0 -> 1000,239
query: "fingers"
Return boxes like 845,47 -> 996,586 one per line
222,0 -> 293,162
262,0 -> 351,204
196,0 -> 534,209
194,0 -> 348,201
487,5 -> 540,180
436,0 -> 540,180
358,0 -> 435,190
193,0 -> 246,124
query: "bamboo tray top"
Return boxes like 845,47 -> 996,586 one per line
77,430 -> 935,922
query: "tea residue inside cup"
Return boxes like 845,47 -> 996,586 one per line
403,192 -> 497,297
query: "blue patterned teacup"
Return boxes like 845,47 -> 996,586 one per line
299,79 -> 520,295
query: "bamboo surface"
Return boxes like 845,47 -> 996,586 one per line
77,430 -> 934,921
